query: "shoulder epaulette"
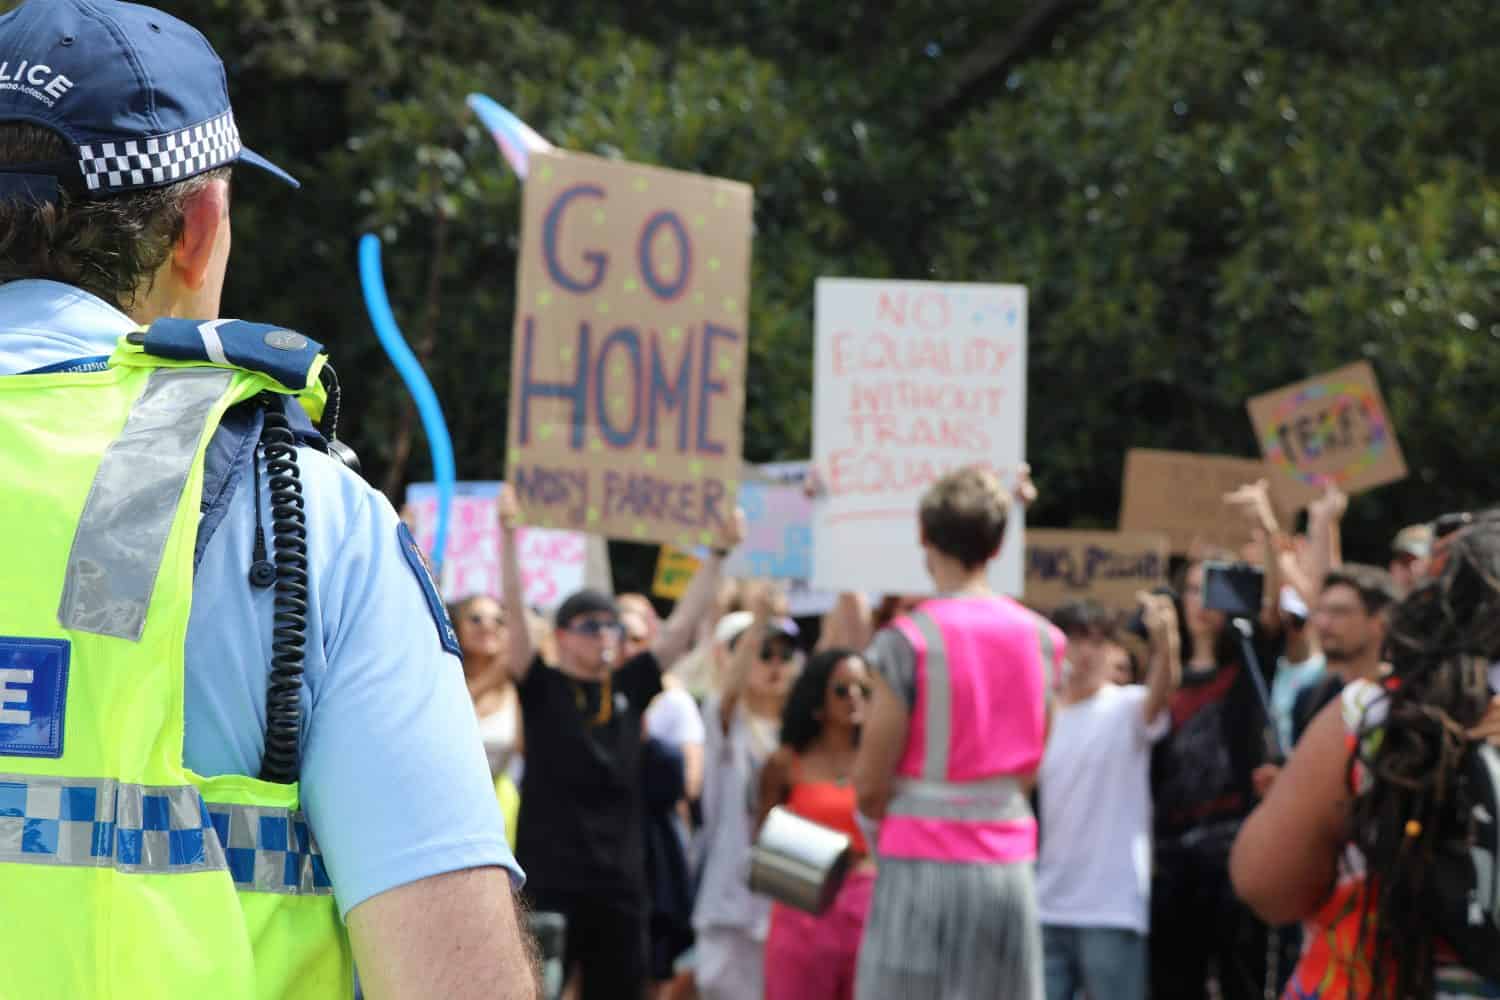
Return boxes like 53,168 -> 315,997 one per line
140,318 -> 325,391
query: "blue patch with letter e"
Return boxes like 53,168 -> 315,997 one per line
396,524 -> 462,658
0,638 -> 70,759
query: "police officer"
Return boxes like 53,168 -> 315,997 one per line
0,2 -> 531,998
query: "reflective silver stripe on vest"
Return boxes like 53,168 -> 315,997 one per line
887,775 -> 1032,823
59,368 -> 234,641
909,611 -> 951,782
0,773 -> 332,895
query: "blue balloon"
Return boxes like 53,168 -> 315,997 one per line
357,233 -> 456,577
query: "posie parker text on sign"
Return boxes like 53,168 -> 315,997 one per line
506,149 -> 753,547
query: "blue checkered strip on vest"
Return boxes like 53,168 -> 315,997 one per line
0,774 -> 331,895
77,110 -> 242,194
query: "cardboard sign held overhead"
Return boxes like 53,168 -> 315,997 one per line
1247,361 -> 1407,511
811,278 -> 1028,596
723,461 -> 836,618
506,149 -> 753,549
1119,450 -> 1269,556
1024,530 -> 1169,615
405,481 -> 609,611
652,545 -> 701,601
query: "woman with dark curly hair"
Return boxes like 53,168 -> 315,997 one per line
1232,511 -> 1500,998
757,648 -> 877,1000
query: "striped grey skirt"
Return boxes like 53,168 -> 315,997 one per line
854,856 -> 1042,1000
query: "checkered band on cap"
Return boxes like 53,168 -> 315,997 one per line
77,110 -> 241,194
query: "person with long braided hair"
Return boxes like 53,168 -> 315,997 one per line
1231,510 -> 1500,998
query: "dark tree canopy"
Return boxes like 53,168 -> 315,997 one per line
4,0 -> 1496,588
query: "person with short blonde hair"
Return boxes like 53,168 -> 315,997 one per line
853,464 -> 1059,1000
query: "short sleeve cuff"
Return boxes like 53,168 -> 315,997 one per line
866,628 -> 919,710
337,835 -> 523,920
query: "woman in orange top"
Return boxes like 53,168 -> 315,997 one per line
758,648 -> 876,1000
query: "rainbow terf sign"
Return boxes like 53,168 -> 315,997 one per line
1246,360 -> 1408,510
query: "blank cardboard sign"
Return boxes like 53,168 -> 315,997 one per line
1119,449 -> 1269,556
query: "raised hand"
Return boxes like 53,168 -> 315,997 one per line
1013,462 -> 1038,508
1223,478 -> 1279,538
1307,483 -> 1348,525
497,484 -> 521,533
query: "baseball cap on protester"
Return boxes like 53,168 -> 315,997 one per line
1392,523 -> 1434,560
554,589 -> 620,630
713,611 -> 799,648
0,0 -> 298,202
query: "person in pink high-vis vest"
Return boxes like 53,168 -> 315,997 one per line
852,465 -> 1060,1000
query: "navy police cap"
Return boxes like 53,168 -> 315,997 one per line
0,0 -> 297,199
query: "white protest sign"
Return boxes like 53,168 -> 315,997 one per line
812,279 -> 1027,596
723,461 -> 836,618
405,481 -> 607,611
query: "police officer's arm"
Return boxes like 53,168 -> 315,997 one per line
497,486 -> 535,682
651,506 -> 748,667
347,867 -> 538,1000
304,469 -> 531,995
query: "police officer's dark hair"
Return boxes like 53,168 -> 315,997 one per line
918,466 -> 1010,570
0,123 -> 230,312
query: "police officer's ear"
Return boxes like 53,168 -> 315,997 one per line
170,179 -> 232,293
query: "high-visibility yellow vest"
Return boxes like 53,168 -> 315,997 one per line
0,331 -> 353,998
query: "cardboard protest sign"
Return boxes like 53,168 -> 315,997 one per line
505,149 -> 753,549
723,461 -> 836,618
652,545 -> 701,600
812,279 -> 1028,596
405,481 -> 608,611
1119,450 -> 1270,556
1247,361 -> 1407,511
1024,530 -> 1169,614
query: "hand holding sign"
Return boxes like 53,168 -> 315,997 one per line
1013,462 -> 1037,509
1307,482 -> 1349,526
498,483 -> 521,533
1137,590 -> 1180,657
1223,479 -> 1280,540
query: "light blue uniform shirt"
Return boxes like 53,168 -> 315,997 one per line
0,280 -> 520,916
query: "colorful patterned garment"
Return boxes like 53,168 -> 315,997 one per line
1281,682 -> 1500,999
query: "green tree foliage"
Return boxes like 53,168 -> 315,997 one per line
6,0 -> 1498,577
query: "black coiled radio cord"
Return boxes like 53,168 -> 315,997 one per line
256,396 -> 309,785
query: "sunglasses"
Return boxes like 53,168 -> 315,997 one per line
759,644 -> 797,663
568,619 -> 624,638
832,683 -> 872,700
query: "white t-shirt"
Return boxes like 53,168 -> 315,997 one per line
1037,682 -> 1169,934
645,686 -> 707,747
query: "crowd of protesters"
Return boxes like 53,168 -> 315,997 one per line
439,464 -> 1500,1000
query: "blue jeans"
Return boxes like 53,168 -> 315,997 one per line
1043,925 -> 1147,1000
